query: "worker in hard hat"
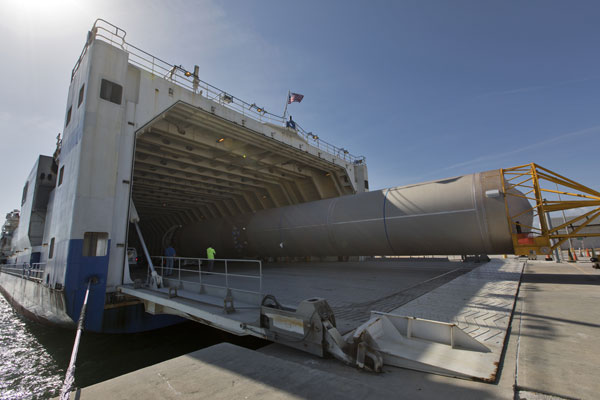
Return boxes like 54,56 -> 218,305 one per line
206,245 -> 216,272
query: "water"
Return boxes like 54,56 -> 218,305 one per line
0,296 -> 63,399
0,295 -> 267,399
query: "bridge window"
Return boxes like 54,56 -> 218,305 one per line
48,238 -> 55,259
83,232 -> 109,257
100,79 -> 122,105
78,84 -> 85,107
58,166 -> 65,186
21,182 -> 28,205
65,106 -> 72,127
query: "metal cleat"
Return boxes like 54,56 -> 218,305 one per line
223,289 -> 235,314
355,341 -> 383,372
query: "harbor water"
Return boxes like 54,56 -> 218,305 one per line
0,295 -> 266,399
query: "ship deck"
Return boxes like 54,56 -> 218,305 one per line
121,258 -> 476,333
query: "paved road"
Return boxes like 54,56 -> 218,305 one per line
515,260 -> 600,399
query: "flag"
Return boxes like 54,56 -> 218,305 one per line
288,92 -> 304,104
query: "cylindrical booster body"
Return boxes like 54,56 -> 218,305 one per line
175,169 -> 532,257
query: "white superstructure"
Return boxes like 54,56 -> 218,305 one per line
0,19 -> 368,332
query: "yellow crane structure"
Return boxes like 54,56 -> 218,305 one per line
501,163 -> 600,257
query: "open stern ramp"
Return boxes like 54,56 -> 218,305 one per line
121,257 -> 266,336
119,257 -> 524,381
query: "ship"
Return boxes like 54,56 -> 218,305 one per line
0,19 -> 372,333
1,19 -> 598,347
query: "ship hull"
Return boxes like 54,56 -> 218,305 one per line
0,271 -> 74,328
0,271 -> 183,332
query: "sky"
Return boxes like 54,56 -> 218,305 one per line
1,0 -> 599,217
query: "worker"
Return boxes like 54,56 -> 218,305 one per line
286,115 -> 296,130
165,245 -> 176,276
206,245 -> 216,272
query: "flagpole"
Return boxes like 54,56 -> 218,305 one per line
283,90 -> 290,120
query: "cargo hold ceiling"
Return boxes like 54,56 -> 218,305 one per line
131,102 -> 355,232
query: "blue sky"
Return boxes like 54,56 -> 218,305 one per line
1,0 -> 599,216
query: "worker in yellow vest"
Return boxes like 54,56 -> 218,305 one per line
206,246 -> 216,272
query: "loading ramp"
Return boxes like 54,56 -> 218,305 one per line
118,257 -> 525,381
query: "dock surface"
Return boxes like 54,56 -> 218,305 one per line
515,261 -> 600,399
68,259 -> 600,399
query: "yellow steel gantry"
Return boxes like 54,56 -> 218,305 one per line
501,163 -> 600,256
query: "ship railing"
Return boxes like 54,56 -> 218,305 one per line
149,256 -> 262,303
81,19 -> 366,165
0,262 -> 46,282
294,122 -> 366,164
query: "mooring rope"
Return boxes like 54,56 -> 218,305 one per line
59,279 -> 93,400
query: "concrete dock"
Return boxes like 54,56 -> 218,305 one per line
67,259 -> 600,399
